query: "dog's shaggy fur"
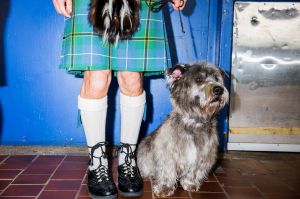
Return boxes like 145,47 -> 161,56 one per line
137,63 -> 229,197
89,0 -> 140,45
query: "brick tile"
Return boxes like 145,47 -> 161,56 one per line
56,162 -> 88,171
82,174 -> 87,185
78,185 -> 89,197
4,155 -> 36,163
0,162 -> 31,169
198,182 -> 223,192
38,190 -> 77,199
119,191 -> 153,199
32,155 -> 64,165
0,197 -> 35,199
264,193 -> 300,199
236,159 -> 272,175
22,164 -> 57,175
225,187 -> 264,199
206,174 -> 217,182
214,167 -> 242,178
286,160 -> 300,170
217,176 -> 251,187
12,174 -> 50,184
274,170 -> 300,180
191,193 -> 227,199
0,180 -> 12,190
155,197 -> 190,199
45,179 -> 82,190
282,179 -> 300,192
143,180 -> 152,192
246,175 -> 294,194
0,155 -> 8,162
259,160 -> 295,172
0,156 -> 35,170
0,169 -> 22,179
1,185 -> 43,196
64,155 -> 89,162
52,170 -> 85,180
253,180 -> 294,194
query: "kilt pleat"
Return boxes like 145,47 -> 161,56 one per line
59,0 -> 171,76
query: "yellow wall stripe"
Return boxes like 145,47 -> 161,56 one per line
230,127 -> 300,135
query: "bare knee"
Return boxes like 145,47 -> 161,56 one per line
117,71 -> 143,96
80,70 -> 112,99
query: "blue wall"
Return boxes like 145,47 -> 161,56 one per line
0,0 -> 231,147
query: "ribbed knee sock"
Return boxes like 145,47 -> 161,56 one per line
119,91 -> 146,166
78,95 -> 108,170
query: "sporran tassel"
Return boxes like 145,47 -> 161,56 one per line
89,0 -> 141,46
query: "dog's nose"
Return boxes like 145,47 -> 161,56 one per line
213,86 -> 224,96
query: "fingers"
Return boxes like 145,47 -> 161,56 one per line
53,0 -> 62,14
171,0 -> 186,11
53,0 -> 71,18
66,0 -> 72,15
58,0 -> 71,18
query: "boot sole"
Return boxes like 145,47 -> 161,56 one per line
89,193 -> 117,199
119,190 -> 143,197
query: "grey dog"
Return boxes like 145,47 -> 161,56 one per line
137,63 -> 229,197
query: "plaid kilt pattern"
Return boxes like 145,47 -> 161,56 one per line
59,0 -> 171,76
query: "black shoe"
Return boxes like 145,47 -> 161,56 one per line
118,143 -> 143,197
87,142 -> 117,199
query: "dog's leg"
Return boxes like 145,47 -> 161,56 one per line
152,166 -> 177,197
180,170 -> 203,192
151,151 -> 177,197
137,134 -> 157,178
180,160 -> 213,192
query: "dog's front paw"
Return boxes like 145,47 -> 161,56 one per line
181,183 -> 200,192
153,184 -> 176,197
180,180 -> 200,192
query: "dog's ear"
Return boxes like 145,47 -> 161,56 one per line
165,64 -> 188,86
218,67 -> 229,78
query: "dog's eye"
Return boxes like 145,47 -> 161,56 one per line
214,75 -> 219,82
195,77 -> 204,84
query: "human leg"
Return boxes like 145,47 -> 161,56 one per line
78,70 -> 117,198
117,71 -> 145,197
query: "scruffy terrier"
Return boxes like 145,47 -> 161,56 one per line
89,0 -> 140,45
137,63 -> 229,197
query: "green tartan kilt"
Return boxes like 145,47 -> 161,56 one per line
59,0 -> 171,76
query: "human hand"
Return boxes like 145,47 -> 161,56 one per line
52,0 -> 72,18
171,0 -> 187,11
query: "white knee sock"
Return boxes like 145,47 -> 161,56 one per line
119,91 -> 146,166
78,95 -> 108,170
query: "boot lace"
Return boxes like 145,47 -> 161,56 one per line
118,143 -> 139,179
89,142 -> 112,183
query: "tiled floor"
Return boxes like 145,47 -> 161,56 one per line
0,152 -> 299,199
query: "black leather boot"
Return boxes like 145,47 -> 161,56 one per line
87,142 -> 117,199
118,143 -> 143,197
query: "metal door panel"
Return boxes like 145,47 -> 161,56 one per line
229,2 -> 300,151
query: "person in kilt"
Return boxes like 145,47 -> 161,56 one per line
52,0 -> 186,198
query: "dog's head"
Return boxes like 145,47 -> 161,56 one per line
166,63 -> 229,118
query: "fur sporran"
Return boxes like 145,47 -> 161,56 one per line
89,0 -> 141,45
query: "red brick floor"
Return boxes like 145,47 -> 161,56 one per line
0,153 -> 299,198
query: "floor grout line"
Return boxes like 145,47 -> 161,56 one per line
75,157 -> 88,199
213,172 -> 231,199
35,155 -> 67,198
0,155 -> 39,196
